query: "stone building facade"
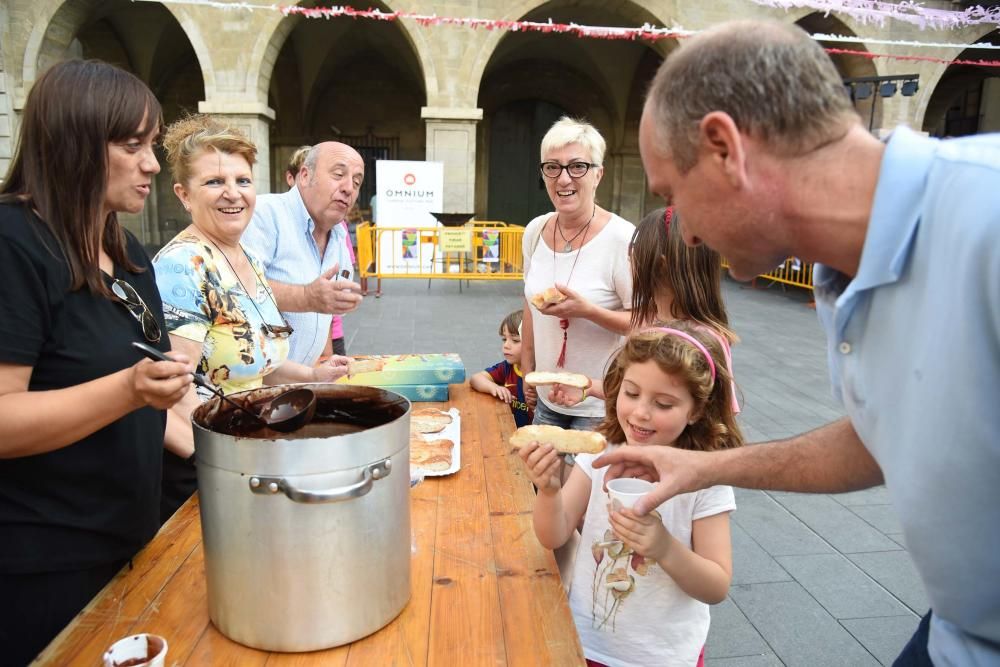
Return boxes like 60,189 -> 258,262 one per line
1,0 -> 998,249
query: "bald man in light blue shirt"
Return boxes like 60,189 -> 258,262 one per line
243,142 -> 364,366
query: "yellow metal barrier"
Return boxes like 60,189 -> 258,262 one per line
356,222 -> 524,296
723,257 -> 814,291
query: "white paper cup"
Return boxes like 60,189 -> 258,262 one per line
607,477 -> 655,511
102,633 -> 168,667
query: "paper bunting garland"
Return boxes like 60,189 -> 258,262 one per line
747,0 -> 1000,31
138,0 -> 1000,67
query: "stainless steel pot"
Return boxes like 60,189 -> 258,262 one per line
191,383 -> 411,652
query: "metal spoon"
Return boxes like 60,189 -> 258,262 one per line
131,341 -> 316,433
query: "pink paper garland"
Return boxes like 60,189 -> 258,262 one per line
136,1 -> 1000,68
278,4 -> 1000,67
825,47 -> 1000,67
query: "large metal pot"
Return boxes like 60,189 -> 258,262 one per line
191,383 -> 411,652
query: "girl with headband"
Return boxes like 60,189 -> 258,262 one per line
518,321 -> 743,667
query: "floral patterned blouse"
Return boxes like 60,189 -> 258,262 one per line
153,232 -> 289,395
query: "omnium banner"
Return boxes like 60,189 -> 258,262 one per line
375,160 -> 444,273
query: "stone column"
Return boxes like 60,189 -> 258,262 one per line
606,150 -> 646,224
0,44 -> 14,180
198,101 -> 276,193
421,106 -> 483,214
876,93 -> 920,136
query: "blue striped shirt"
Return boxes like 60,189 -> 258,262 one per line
243,186 -> 353,366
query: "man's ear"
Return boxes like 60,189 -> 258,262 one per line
698,111 -> 749,190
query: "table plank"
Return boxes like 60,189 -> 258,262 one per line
341,464 -> 441,666
133,542 -> 211,665
479,393 -> 535,517
36,496 -> 202,666
426,387 -> 507,665
491,512 -> 586,665
187,623 -> 269,666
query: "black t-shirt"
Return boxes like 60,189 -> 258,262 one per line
0,203 -> 169,573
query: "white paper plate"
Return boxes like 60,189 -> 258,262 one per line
410,407 -> 461,477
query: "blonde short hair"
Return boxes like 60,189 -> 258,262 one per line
286,145 -> 311,178
540,116 -> 606,165
162,114 -> 257,186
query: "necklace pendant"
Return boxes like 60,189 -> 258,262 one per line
564,242 -> 573,253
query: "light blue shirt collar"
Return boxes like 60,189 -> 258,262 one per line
286,185 -> 348,255
851,126 -> 936,293
287,185 -> 316,237
814,127 -> 937,326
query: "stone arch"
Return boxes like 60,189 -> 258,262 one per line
22,0 -> 212,98
475,0 -> 670,225
793,12 -> 884,130
23,0 -> 103,86
261,1 -> 430,205
467,0 -> 674,112
20,0 -> 206,249
251,1 -> 436,108
920,28 -> 1000,136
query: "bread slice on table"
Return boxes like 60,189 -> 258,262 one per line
524,371 -> 589,389
509,424 -> 606,454
348,357 -> 385,375
410,437 -> 455,471
410,408 -> 453,434
529,286 -> 567,309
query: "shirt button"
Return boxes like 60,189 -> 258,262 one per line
839,341 -> 852,355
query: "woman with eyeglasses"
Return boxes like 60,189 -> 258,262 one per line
0,61 -> 195,665
152,115 -> 351,520
521,117 -> 635,479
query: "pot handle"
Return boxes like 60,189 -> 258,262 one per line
248,459 -> 391,504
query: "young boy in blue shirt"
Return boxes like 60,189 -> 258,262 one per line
470,310 -> 533,427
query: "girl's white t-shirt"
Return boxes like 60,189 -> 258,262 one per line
569,450 -> 736,667
523,212 -> 634,417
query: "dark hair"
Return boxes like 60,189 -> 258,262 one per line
629,207 -> 736,342
0,60 -> 163,295
499,310 -> 523,336
597,321 -> 743,452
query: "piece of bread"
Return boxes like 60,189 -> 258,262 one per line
348,358 -> 384,375
509,424 -> 606,454
410,438 -> 455,471
529,286 -> 567,309
524,371 -> 590,389
410,408 -> 453,434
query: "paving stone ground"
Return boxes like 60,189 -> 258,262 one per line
343,277 -> 927,666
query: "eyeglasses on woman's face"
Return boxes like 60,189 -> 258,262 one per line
539,161 -> 600,180
111,278 -> 161,343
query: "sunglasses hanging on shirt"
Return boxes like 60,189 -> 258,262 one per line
111,278 -> 162,343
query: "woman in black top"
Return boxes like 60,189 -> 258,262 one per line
0,60 -> 194,665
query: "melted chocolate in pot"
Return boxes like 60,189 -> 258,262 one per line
197,386 -> 408,439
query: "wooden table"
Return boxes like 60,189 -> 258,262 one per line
37,383 -> 585,666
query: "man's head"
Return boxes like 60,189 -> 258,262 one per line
640,20 -> 859,279
647,20 -> 856,172
297,141 -> 364,231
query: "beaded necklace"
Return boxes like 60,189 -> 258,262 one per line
550,205 -> 596,367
